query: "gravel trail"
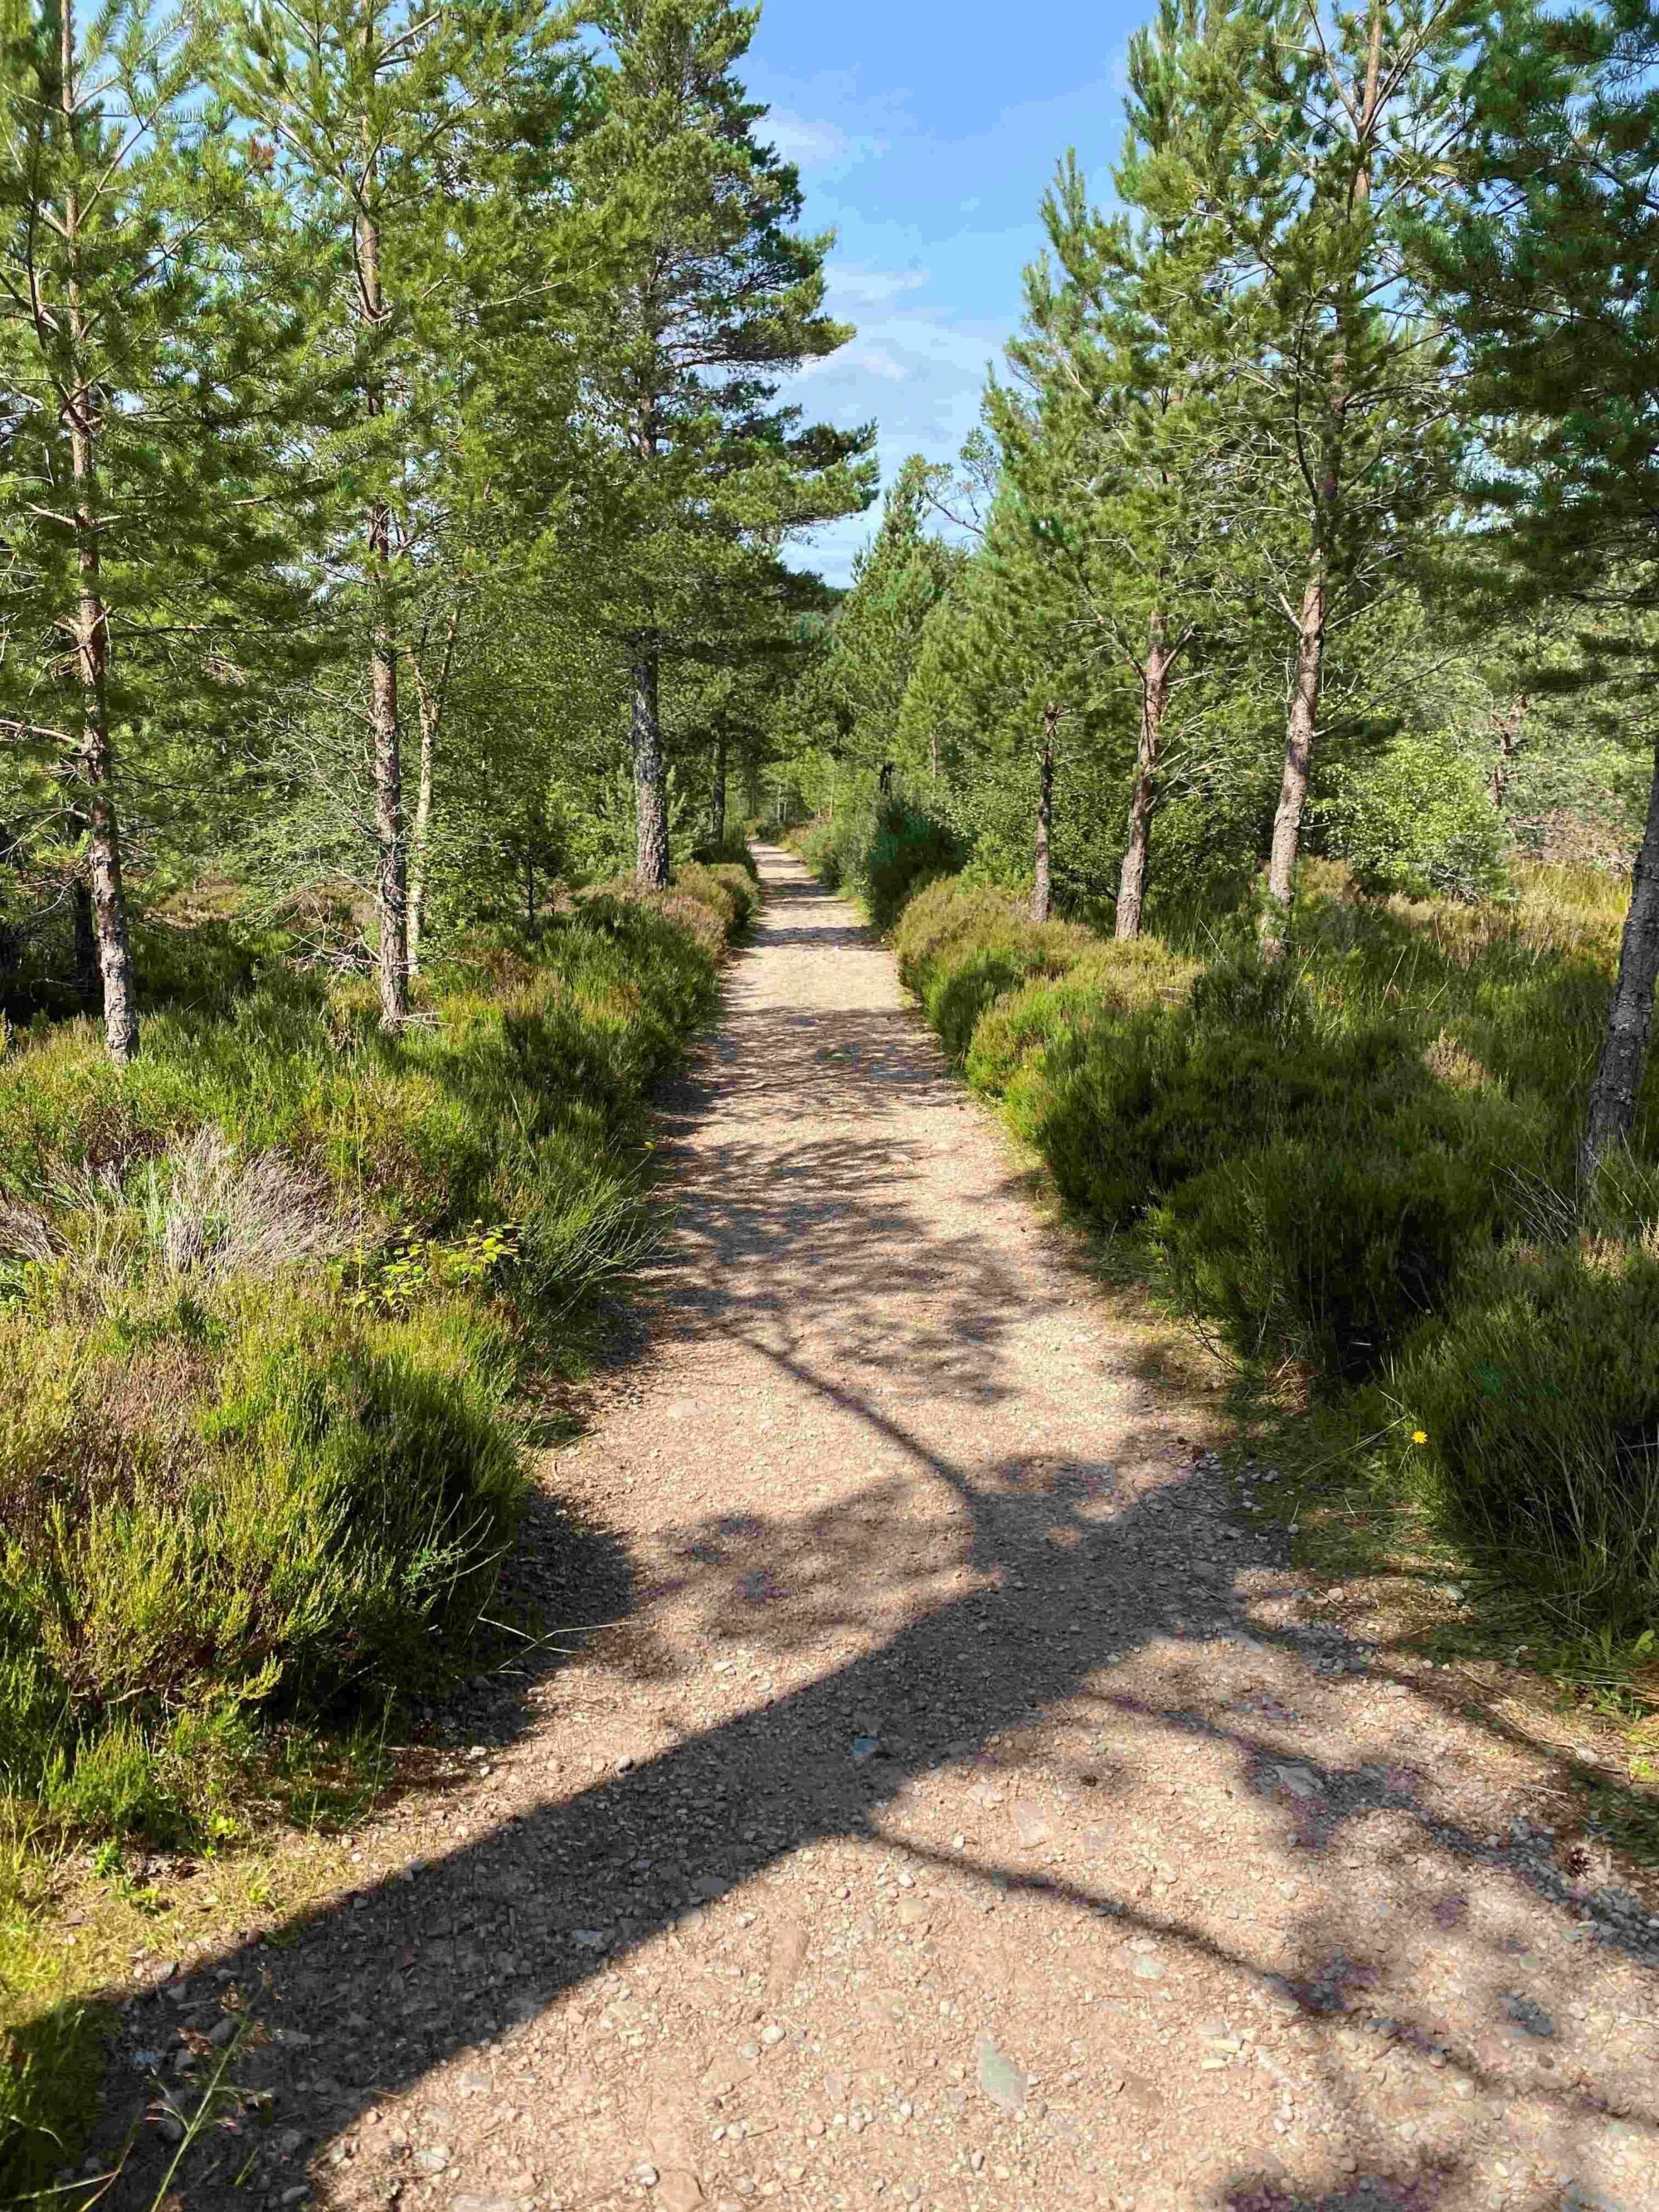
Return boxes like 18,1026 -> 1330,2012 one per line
110,848 -> 1659,2212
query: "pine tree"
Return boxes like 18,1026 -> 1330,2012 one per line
1137,0 -> 1463,950
991,138 -> 1236,939
572,0 -> 874,886
820,455 -> 957,776
1432,0 -> 1659,1174
226,0 -> 562,1023
0,0 -> 312,1058
895,487 -> 1107,907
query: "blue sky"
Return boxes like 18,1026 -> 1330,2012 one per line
747,0 -> 1141,585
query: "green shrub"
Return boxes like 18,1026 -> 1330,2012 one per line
793,813 -> 866,893
1,1293 -> 518,1747
689,832 -> 761,883
966,940 -> 1199,1096
1023,959 -> 1428,1230
892,816 -> 1659,1656
0,878 -> 729,1849
1395,1244 -> 1659,1636
802,827 -> 839,885
794,801 -> 961,926
864,799 -> 962,931
1153,1107 -> 1526,1388
892,878 -> 1094,1061
1316,731 -> 1512,902
675,859 -> 758,939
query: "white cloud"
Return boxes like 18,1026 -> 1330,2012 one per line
844,343 -> 908,382
765,106 -> 886,178
787,294 -> 1007,587
828,264 -> 930,309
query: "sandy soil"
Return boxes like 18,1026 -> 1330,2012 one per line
100,848 -> 1659,2212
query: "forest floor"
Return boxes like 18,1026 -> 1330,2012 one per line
91,848 -> 1659,2212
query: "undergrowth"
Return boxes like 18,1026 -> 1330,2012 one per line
795,796 -> 961,931
0,861 -> 749,2193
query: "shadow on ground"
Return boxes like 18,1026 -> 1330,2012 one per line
75,856 -> 1659,2212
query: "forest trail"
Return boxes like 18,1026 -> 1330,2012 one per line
112,849 -> 1657,2212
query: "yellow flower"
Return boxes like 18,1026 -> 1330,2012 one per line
1411,1429 -> 1428,1445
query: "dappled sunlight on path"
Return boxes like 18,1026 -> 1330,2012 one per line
99,850 -> 1659,2212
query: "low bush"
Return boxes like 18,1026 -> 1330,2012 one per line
864,800 -> 963,929
967,939 -> 1199,1096
883,852 -> 1659,1656
893,879 -> 1093,1061
1024,959 -> 1435,1233
1394,1243 -> 1659,1638
795,799 -> 961,929
0,869 -> 737,1853
1152,1096 -> 1538,1388
1315,731 -> 1512,902
792,815 -> 860,891
677,858 -> 761,936
689,831 -> 761,884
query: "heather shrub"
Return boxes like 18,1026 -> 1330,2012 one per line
1394,1244 -> 1659,1636
967,939 -> 1199,1097
676,859 -> 760,936
1024,963 -> 1429,1231
793,814 -> 869,892
864,799 -> 963,930
794,800 -> 961,927
0,864 -> 738,1849
1152,1097 -> 1536,1388
893,878 -> 1093,1061
690,831 -> 761,883
884,838 -> 1659,1652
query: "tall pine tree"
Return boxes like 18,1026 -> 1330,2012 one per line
572,0 -> 873,886
820,455 -> 956,777
0,0 -> 311,1057
992,138 -> 1235,939
226,0 -> 559,1023
1433,0 -> 1659,1174
1140,0 -> 1464,948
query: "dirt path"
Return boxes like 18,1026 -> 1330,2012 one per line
109,849 -> 1658,2212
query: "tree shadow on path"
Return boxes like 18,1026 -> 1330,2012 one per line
87,855 -> 1659,2212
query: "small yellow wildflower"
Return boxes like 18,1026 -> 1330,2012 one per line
1411,1429 -> 1428,1445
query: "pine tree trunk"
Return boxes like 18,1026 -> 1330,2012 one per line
1580,746 -> 1659,1181
71,869 -> 98,1006
406,605 -> 456,977
368,547 -> 409,1027
1030,703 -> 1058,925
1487,694 -> 1528,811
1260,0 -> 1379,962
357,116 -> 408,1029
59,0 -> 137,1062
0,823 -> 20,994
631,636 -> 669,887
407,677 -> 435,978
1116,625 -> 1173,942
709,732 -> 727,845
1261,566 -> 1325,958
